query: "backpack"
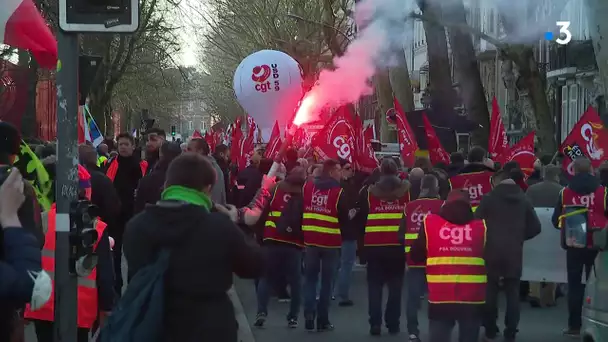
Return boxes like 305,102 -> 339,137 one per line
100,249 -> 170,342
276,194 -> 304,241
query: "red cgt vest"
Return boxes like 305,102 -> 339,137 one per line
301,181 -> 342,248
363,191 -> 409,247
24,206 -> 107,328
424,214 -> 487,304
404,198 -> 444,267
449,171 -> 493,208
263,185 -> 304,247
561,186 -> 607,247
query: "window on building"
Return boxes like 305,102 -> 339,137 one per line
188,121 -> 193,130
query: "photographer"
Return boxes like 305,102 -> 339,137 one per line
0,168 -> 43,341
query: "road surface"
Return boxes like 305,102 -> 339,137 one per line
235,266 -> 576,342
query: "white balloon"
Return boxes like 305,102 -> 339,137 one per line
233,50 -> 303,140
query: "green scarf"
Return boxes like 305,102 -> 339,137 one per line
161,185 -> 212,211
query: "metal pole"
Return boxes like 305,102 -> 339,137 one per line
54,30 -> 79,342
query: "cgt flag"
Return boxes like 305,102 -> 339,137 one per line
498,131 -> 536,174
422,114 -> 450,165
312,106 -> 357,163
264,121 -> 282,159
489,97 -> 509,159
560,106 -> 608,175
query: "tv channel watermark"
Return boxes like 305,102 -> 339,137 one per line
545,21 -> 572,45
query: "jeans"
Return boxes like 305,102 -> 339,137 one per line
483,277 -> 520,339
335,240 -> 357,301
366,251 -> 405,328
429,317 -> 481,342
257,244 -> 303,319
567,249 -> 597,329
406,267 -> 427,335
34,320 -> 90,342
303,246 -> 339,323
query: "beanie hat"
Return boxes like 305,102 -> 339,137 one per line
78,164 -> 92,200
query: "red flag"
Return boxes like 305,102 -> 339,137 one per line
204,131 -> 216,152
1,0 -> 58,69
489,97 -> 509,159
192,130 -> 203,139
393,98 -> 419,167
354,116 -> 379,172
230,118 -> 243,165
238,133 -> 254,171
264,121 -> 282,159
422,114 -> 450,165
498,131 -> 536,173
312,106 -> 357,163
363,123 -> 374,142
561,106 -> 608,175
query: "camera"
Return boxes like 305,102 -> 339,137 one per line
0,165 -> 11,185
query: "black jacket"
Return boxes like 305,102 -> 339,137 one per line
134,162 -> 169,215
96,229 -> 116,312
123,201 -> 265,342
457,163 -> 495,175
410,200 -> 481,320
235,165 -> 263,208
281,176 -> 351,242
475,181 -> 541,278
86,165 -> 121,226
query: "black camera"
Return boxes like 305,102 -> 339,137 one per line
0,165 -> 11,185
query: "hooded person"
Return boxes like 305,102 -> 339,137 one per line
409,189 -> 487,342
474,169 -> 541,342
122,153 -> 265,342
355,158 -> 410,336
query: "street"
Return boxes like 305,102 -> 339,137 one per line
235,267 -> 577,342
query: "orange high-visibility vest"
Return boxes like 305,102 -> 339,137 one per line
105,157 -> 148,181
24,206 -> 107,328
424,214 -> 487,304
363,191 -> 409,247
263,185 -> 304,247
301,181 -> 342,248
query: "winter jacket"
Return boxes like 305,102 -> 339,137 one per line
206,156 -> 227,205
0,228 -> 42,341
123,201 -> 265,342
235,165 -> 263,208
409,199 -> 482,320
526,180 -> 563,208
134,163 -> 169,214
86,165 -> 121,225
474,181 -> 541,278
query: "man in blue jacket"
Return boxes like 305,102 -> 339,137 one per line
0,167 -> 43,340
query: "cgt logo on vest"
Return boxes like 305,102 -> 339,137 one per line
410,206 -> 432,229
439,225 -> 473,252
251,64 -> 280,93
463,179 -> 483,201
310,190 -> 330,213
283,193 -> 292,204
572,193 -> 595,207
378,200 -> 403,212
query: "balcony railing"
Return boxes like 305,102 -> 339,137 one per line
548,40 -> 597,72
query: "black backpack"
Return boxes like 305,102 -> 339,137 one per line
100,249 -> 170,342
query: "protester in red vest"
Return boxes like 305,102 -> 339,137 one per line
410,190 -> 487,342
551,157 -> 607,337
449,146 -> 495,210
355,158 -> 410,336
25,165 -> 114,342
251,167 -> 307,329
401,174 -> 444,341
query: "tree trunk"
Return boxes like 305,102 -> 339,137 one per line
511,47 -> 556,152
445,0 -> 490,148
586,0 -> 608,116
389,49 -> 415,113
374,70 -> 396,142
418,0 -> 458,114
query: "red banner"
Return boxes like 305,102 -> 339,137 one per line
354,115 -> 379,172
264,121 -> 282,159
498,131 -> 536,173
422,113 -> 450,165
561,106 -> 608,175
192,130 -> 203,139
393,97 -> 418,167
489,97 -> 509,159
230,117 -> 243,166
238,116 -> 256,170
312,106 -> 357,163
